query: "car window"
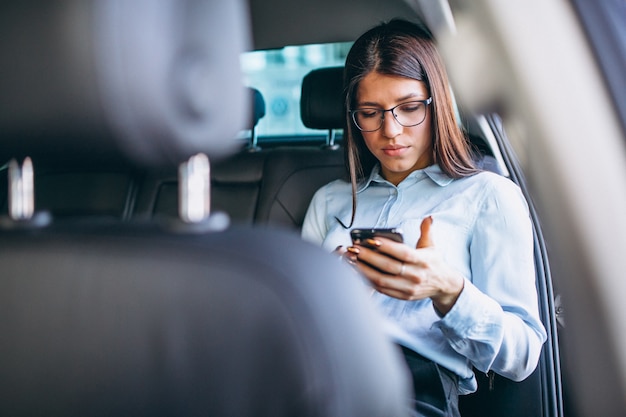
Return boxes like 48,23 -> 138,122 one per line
241,42 -> 351,142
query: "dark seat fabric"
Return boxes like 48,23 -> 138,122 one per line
34,170 -> 138,219
459,369 -> 543,417
0,223 -> 411,416
255,147 -> 345,228
135,151 -> 267,224
143,147 -> 346,229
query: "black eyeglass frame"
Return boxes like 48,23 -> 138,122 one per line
349,97 -> 433,132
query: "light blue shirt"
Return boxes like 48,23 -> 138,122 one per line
301,164 -> 547,394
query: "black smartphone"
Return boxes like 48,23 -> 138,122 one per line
350,228 -> 404,244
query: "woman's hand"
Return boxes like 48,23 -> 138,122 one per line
346,217 -> 465,315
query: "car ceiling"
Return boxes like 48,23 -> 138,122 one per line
247,0 -> 423,50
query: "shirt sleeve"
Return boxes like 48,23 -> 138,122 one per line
433,176 -> 547,381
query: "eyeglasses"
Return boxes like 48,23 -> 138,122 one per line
350,98 -> 432,132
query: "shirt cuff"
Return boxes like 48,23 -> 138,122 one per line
435,278 -> 503,339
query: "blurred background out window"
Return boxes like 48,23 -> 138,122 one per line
241,42 -> 352,141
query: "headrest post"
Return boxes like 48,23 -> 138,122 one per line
322,129 -> 340,150
8,157 -> 35,221
178,153 -> 211,223
246,126 -> 261,152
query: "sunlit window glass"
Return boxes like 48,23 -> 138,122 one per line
241,42 -> 352,140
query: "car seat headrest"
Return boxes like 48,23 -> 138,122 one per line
300,66 -> 345,131
0,0 -> 251,168
247,87 -> 266,130
243,87 -> 266,151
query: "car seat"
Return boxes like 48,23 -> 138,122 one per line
0,1 -> 411,416
300,66 -> 345,149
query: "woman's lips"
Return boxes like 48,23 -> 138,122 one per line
382,145 -> 408,157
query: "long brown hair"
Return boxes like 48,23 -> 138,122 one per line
340,19 -> 478,227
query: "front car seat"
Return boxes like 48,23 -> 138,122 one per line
0,1 -> 411,416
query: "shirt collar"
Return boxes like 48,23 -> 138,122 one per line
356,163 -> 453,193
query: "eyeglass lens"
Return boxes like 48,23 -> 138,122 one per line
352,101 -> 428,132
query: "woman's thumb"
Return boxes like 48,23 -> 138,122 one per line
416,216 -> 434,249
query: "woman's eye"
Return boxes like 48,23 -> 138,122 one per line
359,109 -> 379,118
398,103 -> 421,113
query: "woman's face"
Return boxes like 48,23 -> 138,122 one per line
355,72 -> 432,186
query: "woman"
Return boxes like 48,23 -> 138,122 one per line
301,19 -> 547,416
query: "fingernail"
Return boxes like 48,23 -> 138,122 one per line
347,246 -> 360,255
365,238 -> 381,247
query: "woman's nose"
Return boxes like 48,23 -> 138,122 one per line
381,112 -> 403,138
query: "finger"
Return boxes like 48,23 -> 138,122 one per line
416,215 -> 434,249
355,237 -> 408,263
372,285 -> 420,301
366,271 -> 425,301
352,245 -> 402,275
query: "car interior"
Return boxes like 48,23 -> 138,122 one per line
0,1 -> 413,416
3,0 -> 625,416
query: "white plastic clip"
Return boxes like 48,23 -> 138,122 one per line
8,157 -> 35,221
178,153 -> 211,223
